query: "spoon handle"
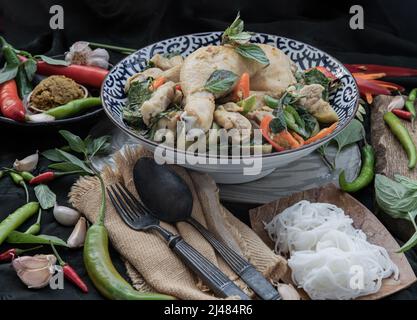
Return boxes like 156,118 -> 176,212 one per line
188,217 -> 281,300
168,235 -> 250,300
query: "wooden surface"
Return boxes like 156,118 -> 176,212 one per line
371,95 -> 415,242
249,184 -> 417,300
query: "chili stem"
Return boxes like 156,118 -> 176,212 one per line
50,242 -> 65,267
22,182 -> 29,203
88,42 -> 136,55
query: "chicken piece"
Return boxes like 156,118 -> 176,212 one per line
298,84 -> 339,123
221,102 -> 243,112
151,54 -> 183,70
180,45 -> 263,132
126,66 -> 181,92
155,110 -> 182,132
141,81 -> 176,126
250,44 -> 297,94
247,106 -> 274,124
214,105 -> 252,144
162,64 -> 181,83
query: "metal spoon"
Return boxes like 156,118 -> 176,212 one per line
133,158 -> 281,300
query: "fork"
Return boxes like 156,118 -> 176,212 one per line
107,184 -> 250,300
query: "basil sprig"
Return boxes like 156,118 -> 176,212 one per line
222,13 -> 270,66
204,70 -> 238,95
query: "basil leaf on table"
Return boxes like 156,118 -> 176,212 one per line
204,70 -> 238,95
333,119 -> 365,154
394,174 -> 417,191
7,231 -> 68,247
48,162 -> 87,173
0,63 -> 19,84
34,184 -> 56,210
235,44 -> 270,66
56,149 -> 93,174
35,55 -> 69,66
59,130 -> 87,154
41,149 -> 68,162
87,136 -> 112,158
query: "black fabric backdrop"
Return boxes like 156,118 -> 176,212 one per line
1,0 -> 417,300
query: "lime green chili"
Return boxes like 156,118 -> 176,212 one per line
405,88 -> 417,126
9,172 -> 29,203
20,171 -> 35,182
46,97 -> 102,120
384,112 -> 417,169
339,144 -> 375,193
0,202 -> 39,246
83,174 -> 174,300
24,209 -> 42,235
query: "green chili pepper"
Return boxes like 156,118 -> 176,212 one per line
20,171 -> 35,182
9,172 -> 29,203
285,105 -> 305,129
264,95 -> 279,109
83,175 -> 174,300
384,112 -> 417,169
339,144 -> 375,193
0,202 -> 39,246
46,97 -> 102,120
24,209 -> 42,235
0,37 -> 32,98
284,110 -> 309,139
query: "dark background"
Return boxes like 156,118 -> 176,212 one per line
1,0 -> 417,300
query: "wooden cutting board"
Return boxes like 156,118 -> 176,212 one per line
371,95 -> 416,243
249,184 -> 417,300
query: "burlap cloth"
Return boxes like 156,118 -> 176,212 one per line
69,147 -> 287,300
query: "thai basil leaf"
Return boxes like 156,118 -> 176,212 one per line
204,70 -> 238,95
34,184 -> 56,210
0,63 -> 19,84
222,13 -> 245,43
333,119 -> 365,154
48,162 -> 86,173
228,32 -> 253,45
87,136 -> 112,157
35,55 -> 69,66
56,149 -> 93,174
59,130 -> 86,154
235,44 -> 270,66
123,79 -> 152,128
270,107 -> 287,134
41,149 -> 67,162
394,175 -> 417,192
7,231 -> 68,247
23,59 -> 37,82
295,106 -> 320,137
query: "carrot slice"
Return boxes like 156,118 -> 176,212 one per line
260,116 -> 285,152
305,122 -> 339,145
151,77 -> 167,91
274,130 -> 301,149
231,72 -> 250,102
291,132 -> 305,146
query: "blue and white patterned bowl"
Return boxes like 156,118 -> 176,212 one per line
101,32 -> 359,184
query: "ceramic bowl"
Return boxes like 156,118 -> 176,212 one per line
101,32 -> 359,184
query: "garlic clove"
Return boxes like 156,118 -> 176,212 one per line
13,255 -> 57,289
26,113 -> 55,123
387,95 -> 406,111
13,152 -> 39,172
277,283 -> 301,300
67,217 -> 87,248
65,41 -> 92,65
87,48 -> 110,69
53,204 -> 81,226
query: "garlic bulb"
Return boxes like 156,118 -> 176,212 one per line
13,255 -> 57,289
65,41 -> 110,69
277,284 -> 300,300
67,217 -> 87,248
13,152 -> 39,172
53,204 -> 81,226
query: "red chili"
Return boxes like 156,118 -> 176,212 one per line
51,243 -> 88,293
0,80 -> 26,122
36,61 -> 109,88
0,246 -> 43,262
392,109 -> 413,121
29,172 -> 55,185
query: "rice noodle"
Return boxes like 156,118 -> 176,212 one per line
265,201 -> 399,300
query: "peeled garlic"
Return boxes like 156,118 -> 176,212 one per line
277,283 -> 300,300
12,255 -> 56,289
67,217 -> 87,248
53,204 -> 81,226
65,41 -> 110,69
13,152 -> 39,172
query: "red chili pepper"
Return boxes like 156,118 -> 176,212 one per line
36,61 -> 108,88
345,64 -> 417,77
0,80 -> 26,122
51,243 -> 88,293
0,246 -> 43,262
29,172 -> 56,185
260,115 -> 285,152
392,109 -> 413,121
